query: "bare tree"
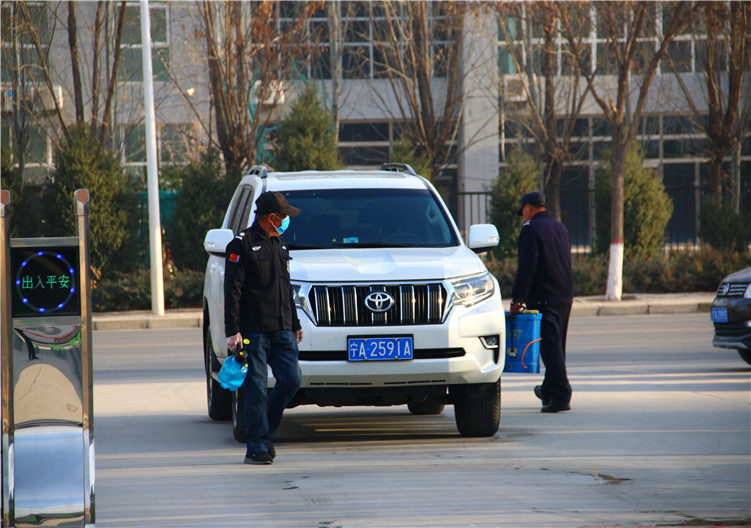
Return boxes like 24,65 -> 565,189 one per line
559,1 -> 699,301
497,1 -> 592,219
668,1 -> 751,210
15,1 -> 127,148
370,0 -> 465,177
197,1 -> 322,172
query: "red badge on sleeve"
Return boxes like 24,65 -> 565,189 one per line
229,253 -> 240,262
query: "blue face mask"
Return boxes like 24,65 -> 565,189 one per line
274,215 -> 290,235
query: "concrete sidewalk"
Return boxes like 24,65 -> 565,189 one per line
91,292 -> 716,331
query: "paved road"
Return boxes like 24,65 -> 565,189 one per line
92,313 -> 750,528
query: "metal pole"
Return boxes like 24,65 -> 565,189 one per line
75,189 -> 95,526
1,189 -> 15,526
140,0 -> 165,316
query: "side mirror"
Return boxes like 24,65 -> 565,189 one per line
468,224 -> 500,254
204,228 -> 235,256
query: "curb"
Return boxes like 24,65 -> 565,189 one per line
91,294 -> 715,331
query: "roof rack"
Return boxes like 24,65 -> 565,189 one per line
380,163 -> 417,176
248,165 -> 268,179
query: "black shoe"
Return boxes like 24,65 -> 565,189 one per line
541,400 -> 571,413
534,385 -> 550,406
268,443 -> 275,460
244,452 -> 273,465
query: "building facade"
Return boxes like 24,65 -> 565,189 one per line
2,1 -> 749,249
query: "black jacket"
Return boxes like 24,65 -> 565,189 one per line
512,211 -> 574,307
224,222 -> 301,336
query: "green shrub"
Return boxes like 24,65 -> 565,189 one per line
165,149 -> 239,272
699,195 -> 750,254
391,133 -> 432,180
92,269 -> 204,312
488,148 -> 543,259
595,144 -> 673,260
486,248 -> 751,298
273,83 -> 340,171
43,123 -> 138,278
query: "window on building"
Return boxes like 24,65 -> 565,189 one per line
664,40 -> 692,73
118,3 -> 170,83
159,123 -> 193,164
664,163 -> 697,246
1,3 -> 49,84
560,166 -> 591,250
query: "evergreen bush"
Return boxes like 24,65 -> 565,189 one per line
594,144 -> 673,260
43,123 -> 138,278
488,148 -> 542,259
391,133 -> 432,180
699,195 -> 750,254
273,84 -> 339,171
164,149 -> 239,272
92,269 -> 203,312
484,248 -> 750,299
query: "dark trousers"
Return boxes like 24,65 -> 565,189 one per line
241,330 -> 302,455
533,303 -> 572,404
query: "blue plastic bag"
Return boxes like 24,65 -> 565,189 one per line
217,339 -> 249,390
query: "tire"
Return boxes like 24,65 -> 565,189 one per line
453,379 -> 501,437
232,388 -> 246,443
738,349 -> 751,365
205,330 -> 231,421
407,397 -> 445,415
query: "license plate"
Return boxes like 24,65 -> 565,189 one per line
348,336 -> 413,361
711,307 -> 728,323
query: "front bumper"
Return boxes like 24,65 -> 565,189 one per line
288,293 -> 505,389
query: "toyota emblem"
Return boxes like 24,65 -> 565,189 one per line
364,291 -> 394,313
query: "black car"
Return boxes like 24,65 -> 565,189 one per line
711,266 -> 751,365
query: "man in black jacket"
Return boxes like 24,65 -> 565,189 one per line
225,191 -> 303,464
510,191 -> 574,413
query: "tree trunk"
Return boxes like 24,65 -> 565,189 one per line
67,1 -> 85,123
542,6 -> 561,219
327,1 -> 341,143
606,136 -> 627,301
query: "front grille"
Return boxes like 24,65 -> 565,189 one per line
309,283 -> 447,326
713,322 -> 749,338
716,282 -> 749,297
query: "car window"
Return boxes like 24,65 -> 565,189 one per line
227,185 -> 253,234
281,188 -> 459,249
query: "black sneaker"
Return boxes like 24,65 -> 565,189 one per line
244,452 -> 273,465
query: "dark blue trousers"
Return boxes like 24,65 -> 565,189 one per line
241,330 -> 302,455
534,303 -> 572,404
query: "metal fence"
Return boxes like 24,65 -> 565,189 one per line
453,184 -> 716,254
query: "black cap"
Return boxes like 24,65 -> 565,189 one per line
517,191 -> 546,216
255,191 -> 300,217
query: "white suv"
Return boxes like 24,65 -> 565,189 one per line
202,164 -> 505,438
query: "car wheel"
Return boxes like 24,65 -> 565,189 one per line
407,397 -> 445,415
205,331 -> 231,421
453,379 -> 501,437
738,350 -> 751,365
232,388 -> 246,443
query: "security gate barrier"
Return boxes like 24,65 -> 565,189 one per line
2,189 -> 95,527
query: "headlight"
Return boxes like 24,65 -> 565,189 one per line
449,272 -> 495,308
291,283 -> 315,323
291,283 -> 304,308
744,284 -> 751,299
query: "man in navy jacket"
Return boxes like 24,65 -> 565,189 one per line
510,192 -> 574,413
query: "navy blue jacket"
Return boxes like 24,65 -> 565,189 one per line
512,211 -> 574,307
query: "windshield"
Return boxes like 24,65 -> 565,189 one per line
280,188 -> 459,250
